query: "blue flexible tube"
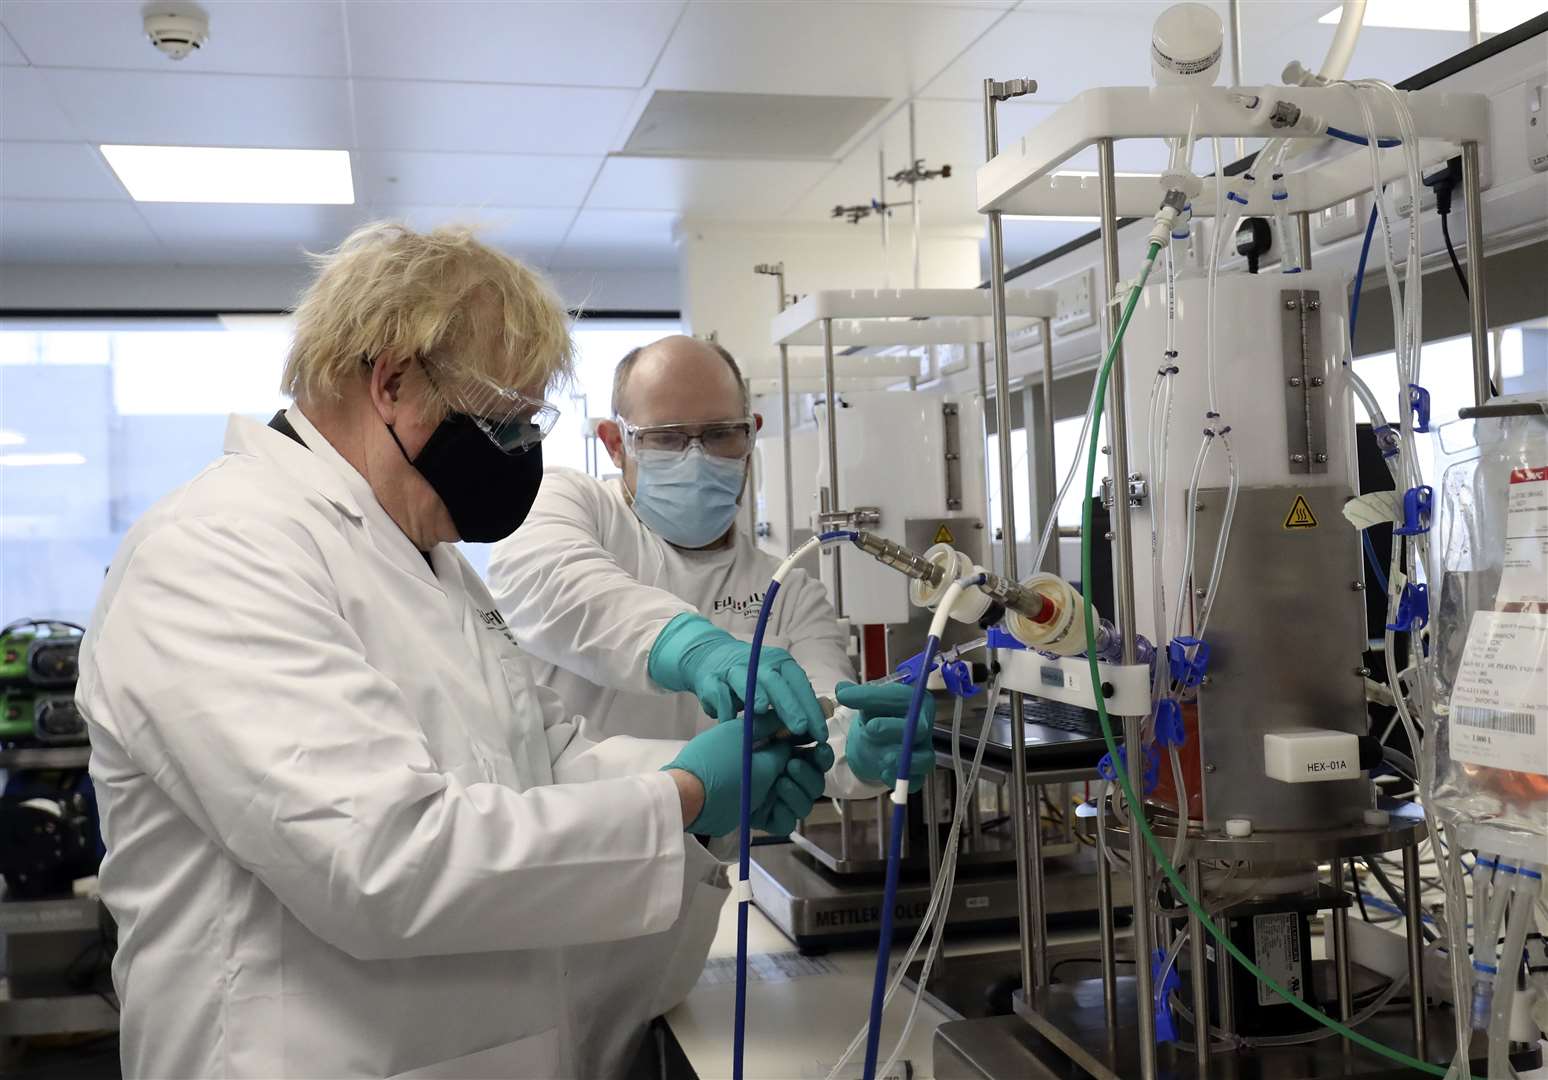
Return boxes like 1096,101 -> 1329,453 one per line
733,529 -> 858,1080
1326,125 -> 1401,149
1362,530 -> 1390,595
734,579 -> 780,1080
1349,201 -> 1379,341
861,632 -> 940,1080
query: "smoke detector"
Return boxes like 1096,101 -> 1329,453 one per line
143,3 -> 209,61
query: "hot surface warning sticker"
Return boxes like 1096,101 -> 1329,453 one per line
1283,494 -> 1318,530
933,524 -> 955,544
1253,912 -> 1304,1006
1449,610 -> 1548,777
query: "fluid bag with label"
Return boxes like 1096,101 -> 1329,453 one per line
1430,397 -> 1548,859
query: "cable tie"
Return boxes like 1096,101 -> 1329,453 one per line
1520,867 -> 1543,880
1473,961 -> 1498,975
1475,855 -> 1498,870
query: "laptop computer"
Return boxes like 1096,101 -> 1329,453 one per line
935,695 -> 1120,769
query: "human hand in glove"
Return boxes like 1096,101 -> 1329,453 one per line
648,613 -> 827,742
836,680 -> 936,792
751,742 -> 834,837
663,717 -> 791,837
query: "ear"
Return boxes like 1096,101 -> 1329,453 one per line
753,412 -> 764,433
367,352 -> 417,424
596,418 -> 626,468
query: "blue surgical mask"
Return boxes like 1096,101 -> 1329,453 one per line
631,446 -> 746,548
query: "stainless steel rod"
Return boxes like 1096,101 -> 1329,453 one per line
1096,805 -> 1118,1025
1462,142 -> 1491,407
1188,859 -> 1211,1067
1403,842 -> 1429,1058
909,100 -> 921,290
1331,859 -> 1353,1020
1099,134 -> 1156,1080
1297,211 -> 1313,272
1039,316 -> 1057,571
1027,783 -> 1048,988
984,75 -> 1042,999
744,377 -> 758,539
770,266 -> 797,554
1228,0 -> 1245,158
821,316 -> 844,615
977,342 -> 993,536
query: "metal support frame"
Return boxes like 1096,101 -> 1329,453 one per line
1096,134 -> 1157,1080
1403,841 -> 1429,1058
1096,806 -> 1118,1023
1462,141 -> 1491,407
1187,859 -> 1211,1067
984,74 -> 1047,999
1038,316 -> 1057,572
1228,0 -> 1245,158
1330,859 -> 1354,1021
1297,211 -> 1314,272
821,316 -> 844,616
909,101 -> 922,290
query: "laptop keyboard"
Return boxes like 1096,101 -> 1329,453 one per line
994,698 -> 1102,737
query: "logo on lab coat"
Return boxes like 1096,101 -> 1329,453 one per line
478,608 -> 518,646
712,592 -> 767,619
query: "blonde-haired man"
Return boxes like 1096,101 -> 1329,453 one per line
76,224 -> 827,1079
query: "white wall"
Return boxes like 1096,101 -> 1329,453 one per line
674,218 -> 983,377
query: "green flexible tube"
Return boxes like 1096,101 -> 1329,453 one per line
1079,239 -> 1470,1078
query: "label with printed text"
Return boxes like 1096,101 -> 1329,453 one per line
1448,610 -> 1548,776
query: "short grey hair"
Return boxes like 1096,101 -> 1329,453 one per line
611,339 -> 750,418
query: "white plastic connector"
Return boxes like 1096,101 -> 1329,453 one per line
1364,808 -> 1391,827
1225,818 -> 1253,838
1264,730 -> 1363,784
1002,572 -> 1086,655
1148,205 -> 1181,247
908,544 -> 991,623
734,879 -> 754,903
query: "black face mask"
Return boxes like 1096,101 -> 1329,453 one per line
386,413 -> 543,543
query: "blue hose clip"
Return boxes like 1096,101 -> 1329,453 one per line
986,626 -> 1026,652
1393,485 -> 1434,536
1385,582 -> 1430,633
1154,699 -> 1187,748
1167,636 -> 1211,689
940,660 -> 982,698
1098,745 -> 1161,797
1373,423 -> 1401,459
893,648 -> 934,686
1407,384 -> 1431,433
1152,947 -> 1182,1044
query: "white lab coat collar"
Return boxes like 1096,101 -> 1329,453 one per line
224,409 -> 447,597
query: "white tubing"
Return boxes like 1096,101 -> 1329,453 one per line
1489,873 -> 1539,1077
1318,0 -> 1367,82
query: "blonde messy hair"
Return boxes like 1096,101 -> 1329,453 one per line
282,222 -> 574,418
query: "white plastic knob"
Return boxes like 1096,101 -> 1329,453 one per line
1224,818 -> 1253,838
1363,809 -> 1391,827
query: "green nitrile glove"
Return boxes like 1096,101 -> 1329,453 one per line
836,680 -> 936,792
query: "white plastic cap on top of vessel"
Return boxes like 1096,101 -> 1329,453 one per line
1151,3 -> 1224,86
1224,818 -> 1253,838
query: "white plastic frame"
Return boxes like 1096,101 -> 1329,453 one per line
771,287 -> 1058,348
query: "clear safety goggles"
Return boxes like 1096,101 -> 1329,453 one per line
618,416 -> 756,460
419,355 -> 560,455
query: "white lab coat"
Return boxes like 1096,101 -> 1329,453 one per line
486,467 -> 874,1076
76,412 -> 701,1080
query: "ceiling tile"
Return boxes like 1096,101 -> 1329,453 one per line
1,24 -> 28,65
353,151 -> 601,210
1,142 -> 125,200
0,199 -> 162,263
1,66 -> 81,140
344,1 -> 685,88
586,157 -> 834,218
42,69 -> 353,149
0,0 -> 349,77
373,205 -> 577,266
651,1 -> 1003,99
352,80 -> 638,154
922,8 -> 1154,102
550,209 -> 678,270
136,203 -> 371,264
1242,23 -> 1473,87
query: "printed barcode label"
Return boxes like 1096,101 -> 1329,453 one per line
1454,707 -> 1538,735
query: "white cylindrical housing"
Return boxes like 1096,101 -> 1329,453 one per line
1150,3 -> 1224,85
1123,269 -> 1355,648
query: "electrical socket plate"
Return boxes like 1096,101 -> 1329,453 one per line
1051,267 -> 1097,338
1313,193 -> 1369,246
1528,83 -> 1548,173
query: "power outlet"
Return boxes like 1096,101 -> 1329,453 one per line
1529,83 -> 1548,173
1051,267 -> 1097,338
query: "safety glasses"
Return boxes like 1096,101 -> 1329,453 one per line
618,416 -> 755,460
419,356 -> 559,455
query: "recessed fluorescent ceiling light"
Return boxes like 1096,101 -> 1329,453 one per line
0,452 -> 86,467
0,430 -> 25,447
1318,0 -> 1538,33
100,146 -> 354,204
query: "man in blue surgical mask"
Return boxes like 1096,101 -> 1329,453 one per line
485,334 -> 932,1077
